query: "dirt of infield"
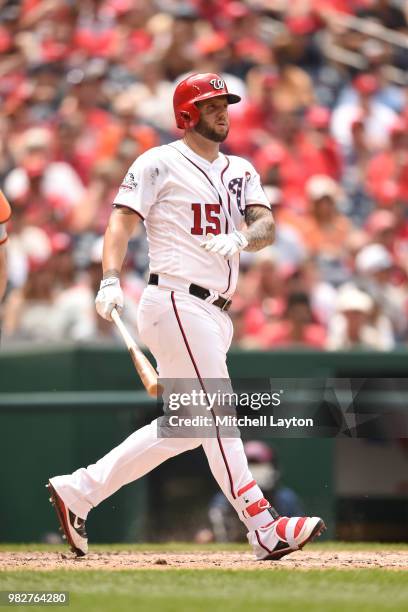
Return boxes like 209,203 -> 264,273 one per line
1,550 -> 407,571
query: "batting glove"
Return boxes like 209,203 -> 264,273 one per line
95,277 -> 124,321
201,231 -> 248,258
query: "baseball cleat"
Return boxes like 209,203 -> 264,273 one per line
249,516 -> 326,561
46,481 -> 88,557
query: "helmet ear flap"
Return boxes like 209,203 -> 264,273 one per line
178,110 -> 191,129
179,104 -> 200,129
174,98 -> 201,129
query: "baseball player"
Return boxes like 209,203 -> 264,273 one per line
47,73 -> 325,561
0,192 -> 11,301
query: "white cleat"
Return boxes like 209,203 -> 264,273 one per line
46,481 -> 88,557
249,516 -> 326,561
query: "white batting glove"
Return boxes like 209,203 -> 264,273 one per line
200,231 -> 248,258
95,277 -> 124,321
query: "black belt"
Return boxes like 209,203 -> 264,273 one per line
148,274 -> 232,312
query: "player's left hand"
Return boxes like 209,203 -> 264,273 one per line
200,231 -> 248,258
95,277 -> 124,321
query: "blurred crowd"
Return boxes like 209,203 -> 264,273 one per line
1,0 -> 408,350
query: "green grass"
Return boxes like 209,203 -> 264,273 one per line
1,544 -> 407,612
1,569 -> 407,612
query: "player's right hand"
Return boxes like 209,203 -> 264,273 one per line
95,277 -> 124,321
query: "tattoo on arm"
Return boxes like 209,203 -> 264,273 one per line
242,206 -> 275,252
103,268 -> 120,279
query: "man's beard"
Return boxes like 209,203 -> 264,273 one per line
194,117 -> 229,142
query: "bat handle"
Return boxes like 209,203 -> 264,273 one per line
111,307 -> 163,398
111,308 -> 133,349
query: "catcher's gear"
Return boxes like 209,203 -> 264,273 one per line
173,72 -> 241,129
95,277 -> 124,321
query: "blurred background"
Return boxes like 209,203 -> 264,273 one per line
0,0 -> 407,545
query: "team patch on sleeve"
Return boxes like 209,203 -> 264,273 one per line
119,171 -> 138,192
228,177 -> 245,215
243,166 -> 271,209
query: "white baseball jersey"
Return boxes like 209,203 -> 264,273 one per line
113,139 -> 271,297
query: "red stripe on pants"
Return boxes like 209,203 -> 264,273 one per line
170,291 -> 236,499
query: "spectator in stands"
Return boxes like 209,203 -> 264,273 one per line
71,159 -> 125,234
5,202 -> 52,290
364,209 -> 399,255
270,54 -> 315,116
254,109 -> 342,212
50,234 -> 96,342
365,118 -> 408,204
160,6 -> 199,80
2,242 -> 97,344
228,296 -> 264,350
123,58 -> 175,133
366,215 -> 408,285
253,140 -> 306,212
284,260 -> 338,328
97,91 -> 159,163
327,284 -> 394,350
2,258 -> 62,343
331,73 -> 397,151
53,117 -> 92,186
4,127 -> 84,235
231,251 -> 285,345
192,31 -> 247,100
354,243 -> 406,338
228,68 -> 278,157
261,291 -> 326,349
341,113 -> 374,226
57,60 -> 114,171
298,106 -> 342,181
299,175 -> 353,285
335,40 -> 404,114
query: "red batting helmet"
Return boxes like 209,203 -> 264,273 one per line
173,73 -> 241,129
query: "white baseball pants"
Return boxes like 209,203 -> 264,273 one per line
50,282 -> 273,531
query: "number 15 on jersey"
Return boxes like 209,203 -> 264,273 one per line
191,203 -> 222,236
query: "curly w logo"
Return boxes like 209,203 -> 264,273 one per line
210,78 -> 225,90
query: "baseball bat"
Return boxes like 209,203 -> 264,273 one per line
111,308 -> 162,398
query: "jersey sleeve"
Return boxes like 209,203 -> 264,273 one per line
113,150 -> 162,220
244,163 -> 271,210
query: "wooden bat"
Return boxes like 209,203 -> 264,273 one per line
111,308 -> 162,398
